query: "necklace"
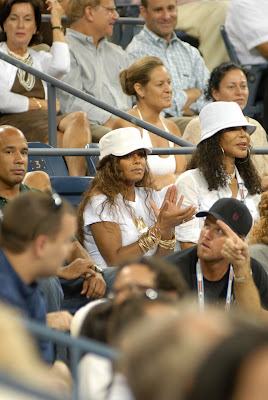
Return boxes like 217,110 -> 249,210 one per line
4,42 -> 30,61
227,170 -> 236,182
133,217 -> 148,234
4,42 -> 35,91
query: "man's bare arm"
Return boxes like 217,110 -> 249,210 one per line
217,220 -> 262,314
182,88 -> 202,113
256,42 -> 268,58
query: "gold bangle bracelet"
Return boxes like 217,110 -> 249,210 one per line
159,232 -> 176,250
138,226 -> 161,254
33,97 -> 42,109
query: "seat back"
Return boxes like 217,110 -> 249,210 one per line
220,24 -> 240,64
27,142 -> 69,176
85,143 -> 100,177
220,25 -> 265,120
50,176 -> 93,209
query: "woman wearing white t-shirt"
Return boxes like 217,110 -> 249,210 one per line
77,127 -> 196,268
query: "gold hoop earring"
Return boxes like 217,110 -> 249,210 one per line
221,147 -> 225,155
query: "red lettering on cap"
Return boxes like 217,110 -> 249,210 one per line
232,213 -> 239,221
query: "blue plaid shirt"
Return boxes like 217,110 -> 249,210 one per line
126,26 -> 210,116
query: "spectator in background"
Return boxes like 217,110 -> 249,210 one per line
225,0 -> 268,132
176,0 -> 230,71
57,0 -> 133,142
175,101 -> 261,249
0,0 -> 91,176
113,56 -> 186,191
182,62 -> 268,188
249,190 -> 268,273
126,0 -> 210,134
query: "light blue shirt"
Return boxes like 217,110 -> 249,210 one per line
57,29 -> 133,125
126,26 -> 210,117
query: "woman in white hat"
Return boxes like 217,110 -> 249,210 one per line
77,127 -> 196,267
175,101 -> 262,250
182,62 -> 268,188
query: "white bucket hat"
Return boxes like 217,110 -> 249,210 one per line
99,127 -> 152,160
197,101 -> 256,145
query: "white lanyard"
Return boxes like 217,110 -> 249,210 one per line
196,259 -> 234,311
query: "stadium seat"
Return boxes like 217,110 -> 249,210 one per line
27,142 -> 69,176
220,24 -> 266,120
50,176 -> 93,209
85,143 -> 100,177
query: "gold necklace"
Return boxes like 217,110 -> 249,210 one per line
133,217 -> 148,233
4,42 -> 35,91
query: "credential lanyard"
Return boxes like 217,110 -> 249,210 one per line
196,259 -> 234,311
217,182 -> 246,204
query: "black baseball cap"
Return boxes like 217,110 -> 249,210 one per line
196,198 -> 253,237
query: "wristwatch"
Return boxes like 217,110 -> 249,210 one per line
94,265 -> 104,274
52,26 -> 64,32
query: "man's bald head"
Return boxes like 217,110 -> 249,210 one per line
0,125 -> 28,188
0,125 -> 26,143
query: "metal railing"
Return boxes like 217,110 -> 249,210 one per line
4,316 -> 119,400
0,51 -> 195,153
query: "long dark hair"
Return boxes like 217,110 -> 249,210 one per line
0,0 -> 42,45
187,132 -> 262,194
77,154 -> 154,244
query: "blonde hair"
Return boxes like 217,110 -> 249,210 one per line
120,56 -> 164,97
249,190 -> 268,245
66,0 -> 100,25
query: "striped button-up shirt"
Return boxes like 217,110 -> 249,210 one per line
126,26 -> 210,117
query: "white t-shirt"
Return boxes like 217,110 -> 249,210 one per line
83,187 -> 163,267
225,0 -> 268,65
175,167 -> 261,244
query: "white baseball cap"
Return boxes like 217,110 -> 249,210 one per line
198,101 -> 256,145
99,127 -> 152,160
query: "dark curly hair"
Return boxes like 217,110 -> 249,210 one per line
187,131 -> 262,194
204,62 -> 247,102
77,154 -> 154,244
0,0 -> 43,45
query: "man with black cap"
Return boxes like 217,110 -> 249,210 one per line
166,198 -> 268,312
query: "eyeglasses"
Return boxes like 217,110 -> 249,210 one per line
99,5 -> 118,15
108,284 -> 157,300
